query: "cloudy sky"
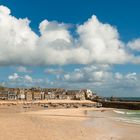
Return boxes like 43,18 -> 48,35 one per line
0,0 -> 140,97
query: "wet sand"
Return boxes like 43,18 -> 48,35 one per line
0,104 -> 140,140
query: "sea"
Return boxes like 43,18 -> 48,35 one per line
111,97 -> 140,124
113,109 -> 140,125
88,108 -> 140,125
88,97 -> 140,125
105,97 -> 140,102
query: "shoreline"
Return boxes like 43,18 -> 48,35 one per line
23,107 -> 140,140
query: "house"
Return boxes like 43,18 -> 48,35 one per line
17,89 -> 26,100
28,88 -> 45,100
54,92 -> 68,100
80,89 -> 97,100
0,92 -> 8,100
44,91 -> 56,100
41,91 -> 45,100
8,88 -> 17,100
0,87 -> 8,100
66,90 -> 78,100
66,90 -> 86,100
24,89 -> 33,101
33,90 -> 42,100
75,90 -> 86,100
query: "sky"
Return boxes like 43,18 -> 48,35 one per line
0,0 -> 140,97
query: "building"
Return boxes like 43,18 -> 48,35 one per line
8,88 -> 18,100
0,86 -> 97,101
18,89 -> 26,100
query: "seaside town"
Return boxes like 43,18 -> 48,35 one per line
0,1 -> 140,140
0,86 -> 104,109
1,86 -> 140,110
0,86 -> 96,101
1,86 -> 140,109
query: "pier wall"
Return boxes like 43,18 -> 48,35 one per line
100,101 -> 140,110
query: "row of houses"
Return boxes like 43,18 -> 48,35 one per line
0,87 -> 96,101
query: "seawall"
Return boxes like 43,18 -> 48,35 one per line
100,101 -> 140,110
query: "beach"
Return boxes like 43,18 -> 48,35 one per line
0,102 -> 140,140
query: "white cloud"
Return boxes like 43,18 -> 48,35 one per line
125,72 -> 137,80
0,5 -> 10,15
39,20 -> 71,43
8,73 -> 43,86
52,65 -> 140,96
16,66 -> 32,73
44,68 -> 64,74
77,15 -> 131,64
8,73 -> 19,81
7,66 -> 140,96
24,75 -> 33,83
127,38 -> 140,51
64,72 -> 84,82
8,73 -> 32,83
63,65 -> 112,83
0,5 -> 38,65
115,72 -> 123,80
0,5 -> 140,66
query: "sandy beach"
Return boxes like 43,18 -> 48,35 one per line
0,103 -> 140,140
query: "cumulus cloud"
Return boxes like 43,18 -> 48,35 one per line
55,66 -> 139,96
44,67 -> 64,74
62,65 -> 138,84
7,73 -> 52,87
62,65 -> 112,83
16,66 -> 32,73
7,66 -> 140,96
0,5 -> 140,66
76,15 -> 131,64
125,72 -> 137,80
39,20 -> 71,43
114,72 -> 123,80
0,6 -> 39,65
127,38 -> 140,51
8,73 -> 33,83
8,73 -> 20,81
0,5 -> 10,15
24,75 -> 33,83
8,73 -> 45,86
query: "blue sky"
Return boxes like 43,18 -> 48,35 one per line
0,0 -> 140,97
2,0 -> 140,40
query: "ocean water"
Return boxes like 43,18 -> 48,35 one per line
118,97 -> 140,102
113,109 -> 140,125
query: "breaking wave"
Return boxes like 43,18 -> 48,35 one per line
113,109 -> 140,125
113,109 -> 140,115
113,110 -> 125,114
